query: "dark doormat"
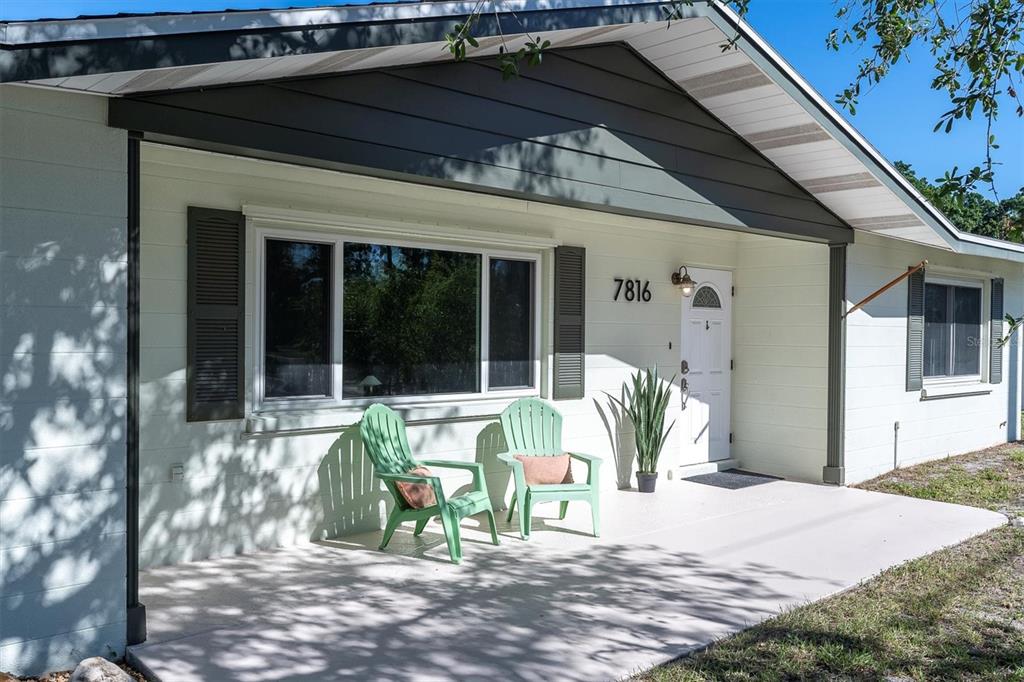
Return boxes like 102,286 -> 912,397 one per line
683,469 -> 781,490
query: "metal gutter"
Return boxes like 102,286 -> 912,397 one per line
823,243 -> 846,485
126,133 -> 146,646
0,2 -> 667,83
2,0 -> 648,45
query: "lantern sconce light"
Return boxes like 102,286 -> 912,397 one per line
671,266 -> 695,297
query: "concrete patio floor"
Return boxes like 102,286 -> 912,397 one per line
131,476 -> 1006,681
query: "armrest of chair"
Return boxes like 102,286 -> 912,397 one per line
568,452 -> 602,486
377,471 -> 446,506
496,452 -> 528,495
419,459 -> 485,491
495,452 -> 520,466
420,459 -> 483,473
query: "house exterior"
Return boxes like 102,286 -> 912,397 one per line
1,0 -> 1021,676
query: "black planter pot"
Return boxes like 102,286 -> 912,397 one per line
636,472 -> 658,493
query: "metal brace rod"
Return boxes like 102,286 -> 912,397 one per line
843,259 -> 928,319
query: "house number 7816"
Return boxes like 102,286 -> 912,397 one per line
613,278 -> 652,302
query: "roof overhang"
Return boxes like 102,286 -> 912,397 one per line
4,0 -> 1021,262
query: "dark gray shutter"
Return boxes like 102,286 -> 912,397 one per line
553,245 -> 586,400
906,266 -> 925,391
187,207 -> 245,421
990,278 -> 1004,384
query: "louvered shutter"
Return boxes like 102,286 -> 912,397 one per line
906,266 -> 925,392
553,246 -> 586,400
990,278 -> 1004,384
187,207 -> 245,421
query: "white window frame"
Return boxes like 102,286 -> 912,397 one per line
252,225 -> 543,413
922,272 -> 987,388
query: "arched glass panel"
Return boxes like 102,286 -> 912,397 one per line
692,285 -> 722,309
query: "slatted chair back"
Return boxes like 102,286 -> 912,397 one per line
360,404 -> 417,475
499,398 -> 564,456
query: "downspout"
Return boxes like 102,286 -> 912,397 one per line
823,243 -> 847,485
126,133 -> 147,645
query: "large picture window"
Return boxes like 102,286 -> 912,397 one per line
924,281 -> 982,378
258,229 -> 539,408
343,243 -> 481,398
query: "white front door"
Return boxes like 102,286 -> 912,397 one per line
680,268 -> 732,463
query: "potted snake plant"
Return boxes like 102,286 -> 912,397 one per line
608,368 -> 676,493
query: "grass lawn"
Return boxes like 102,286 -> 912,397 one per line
859,443 -> 1024,518
639,445 -> 1024,682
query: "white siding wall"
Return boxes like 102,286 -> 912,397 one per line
0,86 -> 128,675
733,236 -> 830,481
138,144 -> 833,567
844,231 -> 1023,484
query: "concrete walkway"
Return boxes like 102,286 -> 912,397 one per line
131,477 -> 1005,681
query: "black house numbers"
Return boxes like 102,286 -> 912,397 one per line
613,278 -> 652,302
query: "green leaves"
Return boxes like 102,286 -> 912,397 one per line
606,368 -> 676,475
894,160 -> 1022,241
830,0 -> 1023,200
1001,312 -> 1023,347
443,16 -> 478,62
442,0 -> 552,80
495,37 -> 550,80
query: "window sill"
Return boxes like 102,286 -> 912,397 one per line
920,382 -> 992,400
245,395 -> 535,436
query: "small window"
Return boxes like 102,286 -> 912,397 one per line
489,258 -> 535,389
264,239 -> 332,398
691,286 -> 722,309
924,282 -> 982,378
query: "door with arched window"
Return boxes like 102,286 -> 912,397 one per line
680,268 -> 732,465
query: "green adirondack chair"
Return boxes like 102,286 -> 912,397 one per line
497,398 -> 601,540
359,403 -> 498,564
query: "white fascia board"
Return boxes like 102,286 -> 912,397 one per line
707,2 -> 1024,263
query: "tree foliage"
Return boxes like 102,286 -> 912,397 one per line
895,161 -> 1024,241
827,0 -> 1023,203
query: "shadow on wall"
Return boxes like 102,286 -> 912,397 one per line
595,393 -> 636,489
0,225 -> 129,673
313,425 -> 387,541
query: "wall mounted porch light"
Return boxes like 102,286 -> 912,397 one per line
671,266 -> 695,297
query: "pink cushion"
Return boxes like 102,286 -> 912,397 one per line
514,454 -> 574,486
395,466 -> 437,509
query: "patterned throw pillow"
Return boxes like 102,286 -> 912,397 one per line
513,454 -> 574,485
395,466 -> 437,509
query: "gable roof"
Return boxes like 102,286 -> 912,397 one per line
4,0 -> 1021,261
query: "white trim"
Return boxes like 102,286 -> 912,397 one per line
921,273 -> 987,386
920,382 -> 992,400
714,3 -> 1024,261
243,204 -> 560,250
250,211 -> 544,416
253,225 -> 342,413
